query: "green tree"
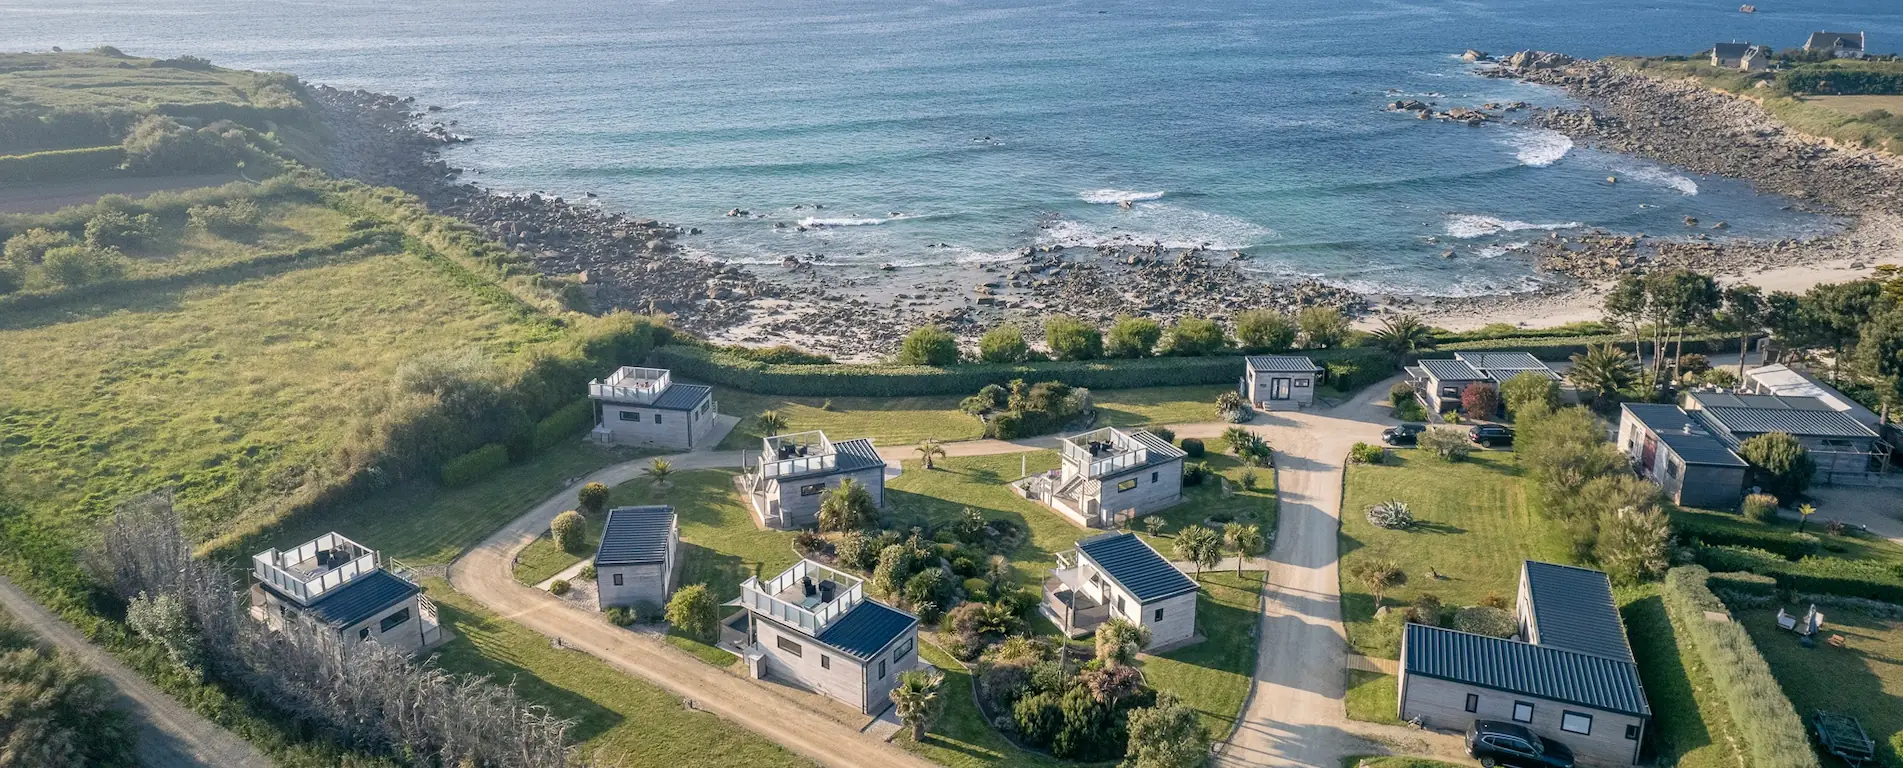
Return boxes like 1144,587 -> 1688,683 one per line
41,245 -> 125,287
756,409 -> 788,436
1234,309 -> 1297,352
665,583 -> 719,640
915,438 -> 947,470
1596,503 -> 1672,585
1856,307 -> 1903,414
1226,523 -> 1264,576
1721,284 -> 1768,379
1368,313 -> 1436,357
898,326 -> 960,366
1500,370 -> 1561,418
1172,525 -> 1222,580
1094,617 -> 1152,667
1519,407 -> 1626,514
125,591 -> 203,680
1297,306 -> 1349,349
1122,695 -> 1210,768
3,227 -> 74,268
1160,317 -> 1227,356
1604,275 -> 1650,383
978,325 -> 1030,363
1568,344 -> 1636,404
1045,315 -> 1103,361
577,481 -> 611,516
0,619 -> 137,768
817,477 -> 878,531
1646,269 -> 1721,380
1798,279 -> 1883,381
551,510 -> 586,552
1105,315 -> 1163,358
1738,432 -> 1816,503
890,669 -> 946,742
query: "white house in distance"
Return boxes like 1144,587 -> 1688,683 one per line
593,505 -> 678,610
1041,532 -> 1199,650
588,366 -> 718,449
249,532 -> 440,655
1016,427 -> 1185,529
722,560 -> 919,715
1711,42 -> 1770,71
1804,30 -> 1866,59
1241,355 -> 1323,410
739,430 -> 887,529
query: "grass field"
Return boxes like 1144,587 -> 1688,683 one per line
1620,584 -> 1745,768
714,389 -> 982,449
1094,385 -> 1232,428
1741,605 -> 1903,767
424,582 -> 813,768
1344,669 -> 1400,726
1141,571 -> 1265,740
1339,448 -> 1572,658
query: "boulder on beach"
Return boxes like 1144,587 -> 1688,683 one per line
1462,49 -> 1489,62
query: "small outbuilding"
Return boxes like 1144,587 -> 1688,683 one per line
594,505 -> 679,609
1617,403 -> 1748,509
1241,355 -> 1324,410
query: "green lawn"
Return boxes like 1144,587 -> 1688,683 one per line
900,642 -> 1074,768
1142,571 -> 1265,740
1339,449 -> 1573,658
514,511 -> 605,587
1741,605 -> 1903,767
1343,758 -> 1466,768
424,582 -> 811,768
1345,669 -> 1400,726
714,389 -> 982,449
1135,453 -> 1277,548
1619,584 -> 1745,768
1094,385 -> 1232,428
887,452 -> 1073,590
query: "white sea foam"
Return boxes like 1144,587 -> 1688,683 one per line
1505,129 -> 1573,167
1475,241 -> 1530,259
1626,166 -> 1699,196
1037,204 -> 1274,251
1079,189 -> 1165,205
1445,214 -> 1581,239
799,216 -> 895,227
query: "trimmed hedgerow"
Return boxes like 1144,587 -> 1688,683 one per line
1693,545 -> 1903,604
440,443 -> 509,488
652,344 -> 1394,397
1439,333 -> 1740,361
1671,511 -> 1820,561
0,145 -> 125,182
531,397 -> 595,451
1661,566 -> 1820,768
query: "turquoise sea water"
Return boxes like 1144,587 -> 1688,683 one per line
5,0 -> 1900,295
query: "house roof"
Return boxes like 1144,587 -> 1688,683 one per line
595,506 -> 675,567
1712,42 -> 1753,58
1621,404 -> 1747,467
815,599 -> 917,661
649,383 -> 714,411
1453,352 -> 1562,381
1698,405 -> 1877,439
1744,364 -> 1880,427
1417,359 -> 1486,382
1403,624 -> 1651,717
1245,355 -> 1323,373
773,437 -> 887,481
1128,430 -> 1189,460
1807,31 -> 1864,50
265,569 -> 419,629
1076,532 -> 1199,603
1522,561 -> 1635,663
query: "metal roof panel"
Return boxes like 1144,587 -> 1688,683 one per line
1403,624 -> 1651,717
595,506 -> 675,566
1077,532 -> 1199,602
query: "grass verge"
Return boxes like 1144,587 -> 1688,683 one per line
1741,604 -> 1903,767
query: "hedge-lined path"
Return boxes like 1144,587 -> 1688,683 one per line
0,573 -> 270,768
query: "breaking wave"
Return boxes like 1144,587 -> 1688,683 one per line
798,216 -> 897,227
1037,204 -> 1274,251
1505,129 -> 1573,167
1625,166 -> 1700,196
1445,214 -> 1581,239
1079,189 -> 1166,205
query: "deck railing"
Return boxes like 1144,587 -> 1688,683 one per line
741,560 -> 864,634
252,533 -> 378,606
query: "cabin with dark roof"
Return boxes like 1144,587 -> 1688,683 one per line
740,430 -> 888,529
588,366 -> 719,449
593,506 -> 679,609
1241,355 -> 1323,410
1682,390 -> 1889,476
1399,561 -> 1649,766
1805,30 -> 1866,59
249,532 -> 440,656
1042,532 -> 1199,649
1617,403 -> 1747,509
1018,427 -> 1186,529
1710,42 -> 1770,70
723,560 -> 919,715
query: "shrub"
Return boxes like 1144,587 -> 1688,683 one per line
1500,371 -> 1560,417
127,591 -> 204,679
898,326 -> 960,366
1597,504 -> 1672,584
1739,433 -> 1815,503
0,613 -> 137,765
606,605 -> 638,626
1352,559 -> 1405,603
1460,382 -> 1499,419
978,325 -> 1030,363
1146,425 -> 1175,444
1182,461 -> 1211,486
187,199 -> 263,236
1741,493 -> 1780,523
1366,500 -> 1414,530
1417,428 -> 1471,461
817,477 -> 879,532
1298,306 -> 1349,348
1012,691 -> 1064,745
120,114 -> 244,173
441,443 -> 509,488
1347,442 -> 1384,465
1661,567 -> 1820,768
666,584 -> 720,641
1235,309 -> 1297,352
1105,315 -> 1162,358
1180,437 -> 1204,457
962,577 -> 991,603
1045,315 -> 1103,361
551,510 -> 586,552
1394,398 -> 1428,422
531,398 -> 595,450
1388,381 -> 1415,408
1238,467 -> 1258,491
1676,353 -> 1711,376
1451,606 -> 1516,638
1161,317 -> 1227,356
794,530 -> 831,557
577,480 -> 611,516
83,208 -> 156,251
549,579 -> 572,596
39,244 -> 126,287
3,228 -> 75,267
0,266 -> 17,295
1674,510 -> 1816,559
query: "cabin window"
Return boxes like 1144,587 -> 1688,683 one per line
1625,724 -> 1641,740
1117,479 -> 1137,493
619,411 -> 641,422
1512,701 -> 1534,723
894,638 -> 914,659
777,636 -> 803,657
820,655 -> 830,669
1116,596 -> 1127,616
1295,378 -> 1309,388
613,573 -> 624,586
1153,607 -> 1164,622
878,660 -> 887,680
360,628 -> 371,641
1151,471 -> 1159,483
379,608 -> 411,633
1464,693 -> 1479,713
1667,459 -> 1681,479
800,483 -> 826,496
1441,386 -> 1459,398
1562,711 -> 1592,735
655,413 -> 664,424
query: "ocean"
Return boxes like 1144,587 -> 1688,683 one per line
5,0 -> 1899,296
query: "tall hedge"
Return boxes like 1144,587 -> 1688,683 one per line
652,344 -> 1395,397
1439,332 -> 1739,361
1660,566 -> 1821,768
532,398 -> 596,450
0,145 -> 125,182
441,443 -> 509,488
1694,545 -> 1903,604
1671,512 -> 1820,560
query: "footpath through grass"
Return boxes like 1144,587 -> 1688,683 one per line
424,582 -> 812,768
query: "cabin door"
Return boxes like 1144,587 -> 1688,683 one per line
1641,433 -> 1658,472
1271,378 -> 1292,401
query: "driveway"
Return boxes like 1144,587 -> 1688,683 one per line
0,574 -> 269,768
1802,486 -> 1903,545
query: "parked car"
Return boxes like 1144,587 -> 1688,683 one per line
1469,424 -> 1515,448
1382,423 -> 1427,446
1466,720 -> 1575,768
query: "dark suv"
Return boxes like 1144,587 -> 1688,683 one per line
1469,424 -> 1515,448
1382,423 -> 1427,446
1466,720 -> 1575,768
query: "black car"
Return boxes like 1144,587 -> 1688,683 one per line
1382,423 -> 1427,446
1469,424 -> 1515,448
1466,720 -> 1575,768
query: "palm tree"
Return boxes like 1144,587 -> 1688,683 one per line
1227,523 -> 1264,576
756,410 -> 788,437
1568,344 -> 1637,404
645,458 -> 673,489
1797,502 -> 1817,532
1094,618 -> 1153,667
890,669 -> 945,742
1369,313 -> 1436,358
1172,525 -> 1221,580
916,438 -> 947,470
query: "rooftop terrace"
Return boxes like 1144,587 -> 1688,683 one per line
252,532 -> 380,606
588,366 -> 673,405
1061,427 -> 1181,478
738,559 -> 865,635
754,430 -> 838,478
